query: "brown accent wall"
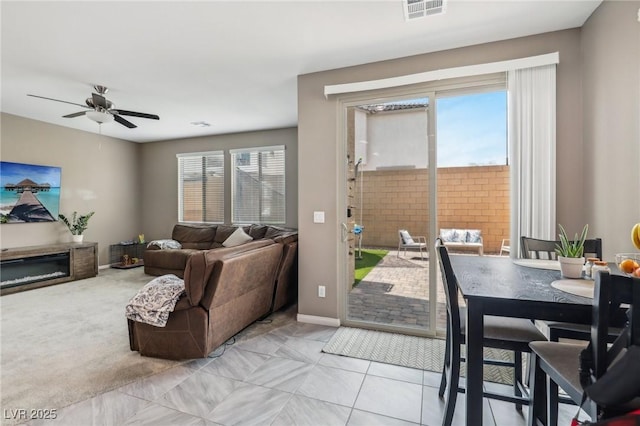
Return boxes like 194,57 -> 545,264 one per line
354,165 -> 509,253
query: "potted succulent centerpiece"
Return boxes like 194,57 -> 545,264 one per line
555,224 -> 588,279
59,211 -> 95,243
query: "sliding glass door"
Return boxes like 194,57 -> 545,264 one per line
341,94 -> 438,336
338,78 -> 508,337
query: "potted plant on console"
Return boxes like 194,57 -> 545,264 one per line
555,223 -> 588,279
59,211 -> 95,243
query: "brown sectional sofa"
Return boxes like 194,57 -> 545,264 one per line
144,224 -> 295,277
128,223 -> 298,359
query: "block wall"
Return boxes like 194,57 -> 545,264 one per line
353,165 -> 510,254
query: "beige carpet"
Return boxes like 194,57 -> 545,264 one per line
0,268 -> 185,421
322,327 -> 515,384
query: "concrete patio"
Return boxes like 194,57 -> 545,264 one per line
347,249 -> 484,332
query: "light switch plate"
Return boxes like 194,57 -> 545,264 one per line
313,211 -> 325,223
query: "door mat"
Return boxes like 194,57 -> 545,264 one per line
322,327 -> 515,384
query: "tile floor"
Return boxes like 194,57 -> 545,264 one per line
28,315 -> 579,426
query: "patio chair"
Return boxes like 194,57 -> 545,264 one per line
435,238 -> 546,426
500,238 -> 511,256
527,271 -> 640,426
397,229 -> 427,260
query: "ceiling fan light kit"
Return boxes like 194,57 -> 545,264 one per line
27,84 -> 159,129
86,109 -> 114,124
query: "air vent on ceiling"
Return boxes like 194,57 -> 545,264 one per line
404,0 -> 446,20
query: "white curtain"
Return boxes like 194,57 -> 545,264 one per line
508,64 -> 556,258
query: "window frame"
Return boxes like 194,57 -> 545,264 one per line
177,150 -> 225,224
230,145 -> 286,225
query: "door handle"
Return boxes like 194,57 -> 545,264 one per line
341,223 -> 348,243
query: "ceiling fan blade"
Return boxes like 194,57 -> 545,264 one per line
27,94 -> 88,108
63,111 -> 87,118
111,109 -> 159,120
92,93 -> 108,109
113,114 -> 137,129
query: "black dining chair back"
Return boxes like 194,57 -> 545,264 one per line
520,236 -> 602,260
435,238 -> 546,426
520,236 -> 607,342
528,271 -> 640,425
520,237 -> 557,259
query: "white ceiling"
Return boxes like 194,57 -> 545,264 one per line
1,0 -> 601,143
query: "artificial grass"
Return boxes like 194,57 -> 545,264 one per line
354,249 -> 388,286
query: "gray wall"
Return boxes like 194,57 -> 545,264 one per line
298,1 -> 640,318
0,113 -> 143,265
581,0 -> 640,258
139,128 -> 298,241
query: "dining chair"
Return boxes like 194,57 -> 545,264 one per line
521,236 -> 605,342
520,236 -> 602,262
435,239 -> 547,426
527,271 -> 640,426
520,236 -> 558,260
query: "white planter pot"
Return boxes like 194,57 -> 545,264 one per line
558,256 -> 584,279
72,235 -> 84,243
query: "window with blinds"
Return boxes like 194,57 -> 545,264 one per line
230,146 -> 285,224
177,151 -> 224,223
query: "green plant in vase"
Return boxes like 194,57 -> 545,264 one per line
555,224 -> 588,278
59,211 -> 94,242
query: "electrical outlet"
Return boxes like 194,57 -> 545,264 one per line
318,285 -> 326,298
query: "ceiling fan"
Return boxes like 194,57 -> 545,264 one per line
27,85 -> 159,128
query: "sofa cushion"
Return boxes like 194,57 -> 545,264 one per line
223,227 -> 253,247
172,224 -> 217,250
245,224 -> 269,240
213,225 -> 239,246
265,226 -> 296,240
272,233 -> 298,245
145,248 -> 201,272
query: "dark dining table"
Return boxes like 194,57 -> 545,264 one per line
449,255 -> 603,426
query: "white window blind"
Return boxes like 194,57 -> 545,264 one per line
230,145 -> 285,224
177,151 -> 224,223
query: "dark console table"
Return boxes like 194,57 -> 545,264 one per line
0,242 -> 98,295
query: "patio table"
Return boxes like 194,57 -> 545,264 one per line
449,255 -> 598,426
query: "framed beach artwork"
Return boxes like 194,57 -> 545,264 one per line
0,161 -> 61,223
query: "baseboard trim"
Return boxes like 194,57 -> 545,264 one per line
296,314 -> 341,327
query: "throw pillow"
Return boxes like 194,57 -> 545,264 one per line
440,229 -> 458,243
222,227 -> 253,247
466,230 -> 482,243
400,230 -> 415,244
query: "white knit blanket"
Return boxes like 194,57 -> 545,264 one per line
125,274 -> 185,327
